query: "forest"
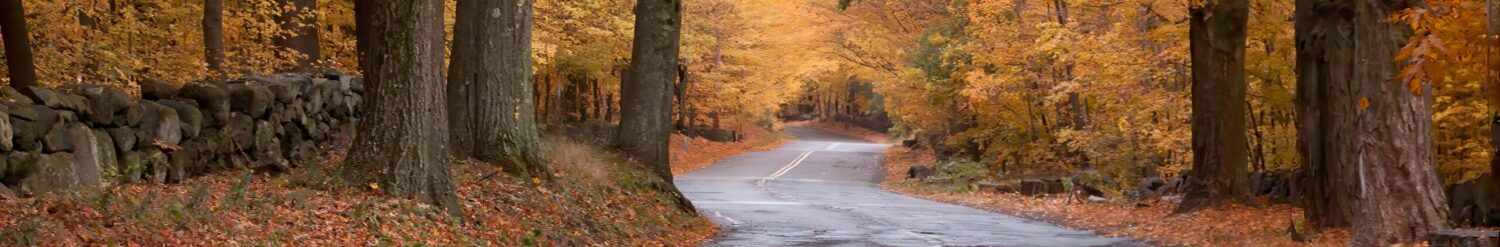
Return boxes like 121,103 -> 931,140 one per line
0,0 -> 1498,246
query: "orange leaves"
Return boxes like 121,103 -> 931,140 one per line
1359,97 -> 1371,111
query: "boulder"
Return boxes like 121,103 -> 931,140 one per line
78,86 -> 131,125
0,105 -> 11,151
266,80 -> 299,104
227,83 -> 272,118
978,182 -> 1017,194
350,77 -> 364,93
1,86 -> 34,105
25,86 -> 66,108
137,101 -> 183,146
61,94 -> 91,116
227,113 -> 254,150
254,120 -> 280,164
120,102 -> 144,127
1045,179 -> 1068,194
42,125 -> 74,152
65,123 -> 104,188
167,147 -> 197,183
3,152 -> 41,186
178,81 -> 230,126
0,184 -> 16,200
92,129 -> 119,182
117,151 -> 146,183
107,126 -> 136,152
1019,179 -> 1049,196
17,153 -> 80,195
10,117 -> 45,151
138,78 -> 178,100
1141,177 -> 1165,191
144,149 -> 169,184
158,100 -> 202,139
908,165 -> 935,179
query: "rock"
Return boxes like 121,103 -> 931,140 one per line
3,152 -> 40,186
908,165 -> 936,179
254,120 -> 280,166
266,80 -> 299,104
0,184 -> 16,199
1045,179 -> 1067,194
0,154 -> 7,181
167,147 -> 197,183
108,127 -> 136,152
66,123 -> 105,188
178,81 -> 230,126
0,105 -> 11,151
144,149 -> 169,183
17,153 -> 80,195
978,182 -> 1016,194
25,86 -> 66,108
117,151 -> 146,183
62,94 -> 91,116
350,77 -> 364,93
158,100 -> 202,139
120,102 -> 144,127
1141,177 -> 1165,191
1429,229 -> 1500,247
78,86 -> 131,125
1,86 -> 34,105
43,124 -> 75,152
227,113 -> 254,150
1088,195 -> 1108,203
92,129 -> 119,183
139,78 -> 178,100
138,101 -> 183,146
10,117 -> 45,151
227,83 -> 272,118
1020,179 -> 1048,196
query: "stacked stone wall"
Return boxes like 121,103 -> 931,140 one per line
0,73 -> 363,197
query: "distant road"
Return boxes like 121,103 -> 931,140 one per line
677,127 -> 1139,246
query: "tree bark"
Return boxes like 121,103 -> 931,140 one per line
1296,0 -> 1447,244
450,0 -> 548,178
619,0 -> 694,212
338,0 -> 462,218
446,0 -> 478,159
274,0 -> 322,71
203,0 -> 227,75
1,0 -> 38,92
1178,0 -> 1255,213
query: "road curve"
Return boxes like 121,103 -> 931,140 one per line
677,127 -> 1140,247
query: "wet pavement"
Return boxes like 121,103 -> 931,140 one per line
677,127 -> 1141,247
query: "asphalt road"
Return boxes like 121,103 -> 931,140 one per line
677,127 -> 1139,247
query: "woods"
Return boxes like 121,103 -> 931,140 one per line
0,0 -> 1497,245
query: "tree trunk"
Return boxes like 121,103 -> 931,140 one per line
338,0 -> 461,218
1178,0 -> 1255,213
458,0 -> 547,178
619,0 -> 694,212
446,0 -> 477,159
1296,0 -> 1447,244
1,0 -> 38,93
203,0 -> 226,75
274,0 -> 322,71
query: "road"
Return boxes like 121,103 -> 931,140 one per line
677,127 -> 1139,247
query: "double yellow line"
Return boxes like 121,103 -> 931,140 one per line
757,151 -> 813,186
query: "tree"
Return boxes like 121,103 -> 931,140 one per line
447,0 -> 548,178
337,0 -> 462,218
0,0 -> 38,93
275,0 -> 322,71
1178,0 -> 1255,213
1297,0 -> 1446,244
619,0 -> 695,212
204,0 -> 227,75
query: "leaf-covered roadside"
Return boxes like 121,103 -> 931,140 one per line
882,145 -> 1350,247
668,124 -> 788,176
0,137 -> 715,246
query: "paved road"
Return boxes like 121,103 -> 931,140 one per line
677,127 -> 1139,247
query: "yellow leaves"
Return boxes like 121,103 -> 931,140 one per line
369,183 -> 380,191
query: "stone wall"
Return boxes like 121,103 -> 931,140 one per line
0,73 -> 363,198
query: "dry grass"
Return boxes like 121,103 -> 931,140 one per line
0,137 -> 717,246
542,135 -> 611,182
668,124 -> 788,175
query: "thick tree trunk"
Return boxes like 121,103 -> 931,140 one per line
0,0 -> 38,92
467,0 -> 547,178
1178,0 -> 1254,213
1297,0 -> 1446,244
1295,0 -> 1357,229
447,0 -> 477,159
619,0 -> 694,212
203,0 -> 226,75
274,0 -> 322,71
338,0 -> 461,218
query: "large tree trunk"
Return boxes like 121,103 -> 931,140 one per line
1,0 -> 38,93
1295,0 -> 1358,229
274,0 -> 322,71
619,0 -> 694,212
1178,0 -> 1255,213
448,0 -> 548,178
338,0 -> 461,218
446,0 -> 478,159
1297,0 -> 1446,244
203,0 -> 226,75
